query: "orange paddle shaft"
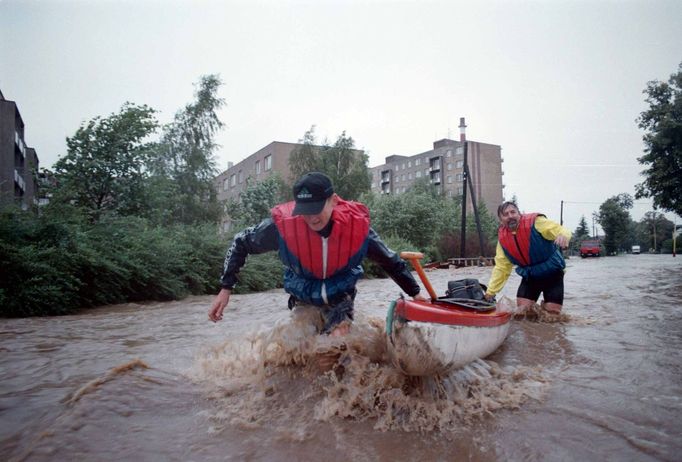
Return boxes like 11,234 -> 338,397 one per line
400,251 -> 438,300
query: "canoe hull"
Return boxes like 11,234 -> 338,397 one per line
388,299 -> 512,376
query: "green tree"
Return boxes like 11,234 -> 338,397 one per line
225,173 -> 288,228
52,103 -> 158,221
639,211 -> 674,252
152,74 -> 225,224
596,194 -> 633,254
636,62 -> 682,216
570,215 -> 591,253
287,126 -> 320,179
288,127 -> 371,200
366,191 -> 450,250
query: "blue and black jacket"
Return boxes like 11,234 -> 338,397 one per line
220,200 -> 420,305
498,213 -> 566,279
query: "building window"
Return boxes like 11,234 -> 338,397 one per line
401,163 -> 405,170
456,173 -> 463,182
230,174 -> 236,187
408,172 -> 412,180
255,160 -> 261,174
456,160 -> 463,168
456,146 -> 464,155
400,174 -> 405,181
424,168 -> 429,175
407,160 -> 412,168
394,165 -> 399,172
457,186 -> 463,194
448,190 -> 454,197
446,149 -> 452,158
223,178 -> 229,191
265,154 -> 272,171
416,171 -> 422,178
447,175 -> 452,184
238,170 -> 243,183
447,163 -> 452,170
415,158 -> 421,166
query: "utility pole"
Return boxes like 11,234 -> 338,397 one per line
560,200 -> 564,226
459,118 -> 468,258
652,209 -> 657,252
458,117 -> 486,260
592,213 -> 597,238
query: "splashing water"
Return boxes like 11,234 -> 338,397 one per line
192,309 -> 548,435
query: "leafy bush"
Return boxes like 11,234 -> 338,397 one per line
230,252 -> 285,294
0,206 -> 226,317
362,234 -> 418,279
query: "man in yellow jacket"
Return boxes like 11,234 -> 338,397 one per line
484,201 -> 571,314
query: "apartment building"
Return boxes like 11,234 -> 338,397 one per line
214,140 -> 366,232
215,141 -> 308,233
0,90 -> 39,210
215,141 -> 298,207
369,135 -> 504,214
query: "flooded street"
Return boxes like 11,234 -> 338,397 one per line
1,254 -> 681,461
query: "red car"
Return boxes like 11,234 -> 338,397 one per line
580,240 -> 601,258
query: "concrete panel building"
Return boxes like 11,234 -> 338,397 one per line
369,124 -> 504,214
215,141 -> 298,208
0,90 -> 39,210
214,140 -> 366,232
215,142 -> 298,233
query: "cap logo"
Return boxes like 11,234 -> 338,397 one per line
297,187 -> 312,199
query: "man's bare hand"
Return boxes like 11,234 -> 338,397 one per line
208,289 -> 231,323
484,293 -> 496,302
554,235 -> 570,249
412,292 -> 428,302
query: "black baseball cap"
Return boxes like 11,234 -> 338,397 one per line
292,172 -> 334,215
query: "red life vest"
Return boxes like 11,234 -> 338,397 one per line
498,213 -> 565,278
498,213 -> 540,267
271,199 -> 370,305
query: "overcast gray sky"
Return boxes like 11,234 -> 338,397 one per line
1,0 -> 680,231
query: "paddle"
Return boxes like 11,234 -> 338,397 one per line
400,251 -> 438,301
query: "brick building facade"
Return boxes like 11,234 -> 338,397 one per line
369,137 -> 504,213
0,90 -> 39,210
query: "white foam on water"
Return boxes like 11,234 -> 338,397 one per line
191,309 -> 549,435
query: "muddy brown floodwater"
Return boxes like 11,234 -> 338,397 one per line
1,254 -> 681,461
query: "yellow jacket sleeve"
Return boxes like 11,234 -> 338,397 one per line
485,216 -> 571,296
535,216 -> 572,241
485,242 -> 513,296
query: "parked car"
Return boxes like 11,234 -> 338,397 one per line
632,245 -> 641,254
580,240 -> 601,258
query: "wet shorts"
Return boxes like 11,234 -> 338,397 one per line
517,271 -> 564,305
289,292 -> 356,335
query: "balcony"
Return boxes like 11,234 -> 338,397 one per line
15,132 -> 26,159
14,169 -> 26,191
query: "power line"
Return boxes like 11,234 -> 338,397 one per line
563,200 -> 653,205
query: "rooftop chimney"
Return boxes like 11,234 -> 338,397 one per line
458,117 -> 467,142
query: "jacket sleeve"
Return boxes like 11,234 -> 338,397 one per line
485,242 -> 514,296
535,216 -> 572,241
220,218 -> 280,289
365,228 -> 421,297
